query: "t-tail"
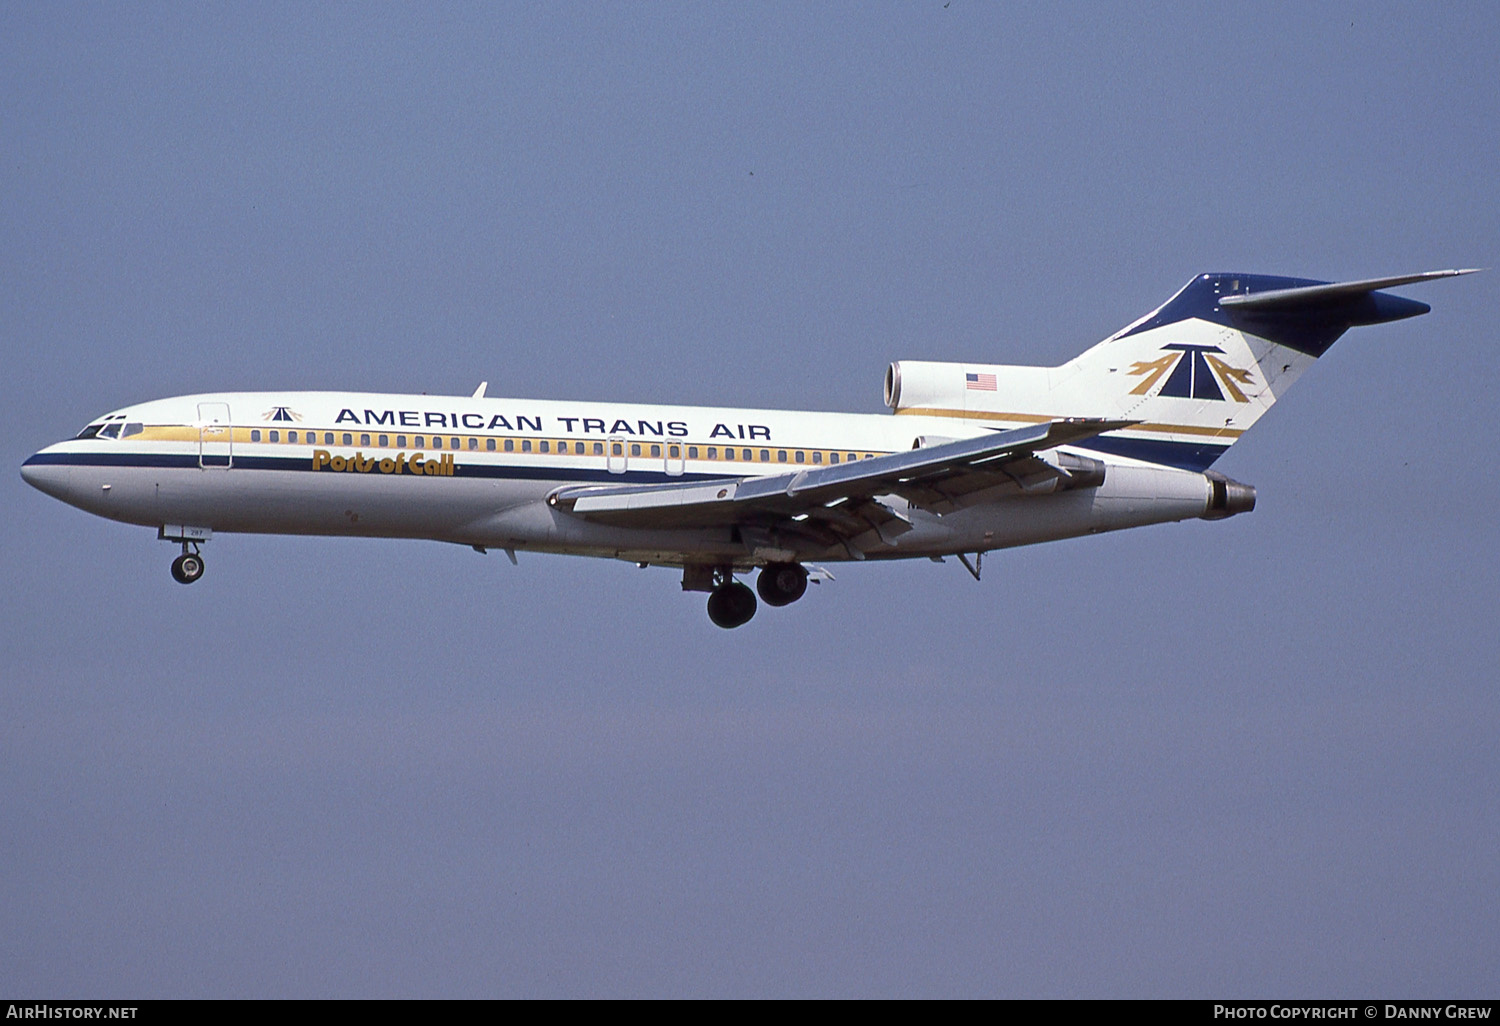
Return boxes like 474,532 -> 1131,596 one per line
885,269 -> 1477,471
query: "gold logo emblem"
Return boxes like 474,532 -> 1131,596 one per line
1127,345 -> 1253,402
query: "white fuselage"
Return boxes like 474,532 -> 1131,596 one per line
23,390 -> 1220,568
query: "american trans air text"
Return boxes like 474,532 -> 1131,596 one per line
332,408 -> 773,441
21,269 -> 1476,627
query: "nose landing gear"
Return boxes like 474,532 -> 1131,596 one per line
170,544 -> 204,584
159,526 -> 211,585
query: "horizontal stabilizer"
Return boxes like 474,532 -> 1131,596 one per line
1112,268 -> 1478,358
1219,268 -> 1478,314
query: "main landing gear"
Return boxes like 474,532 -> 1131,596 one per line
170,543 -> 205,584
706,580 -> 757,629
702,562 -> 811,628
756,562 -> 808,607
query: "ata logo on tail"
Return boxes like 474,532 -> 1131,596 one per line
1127,344 -> 1254,402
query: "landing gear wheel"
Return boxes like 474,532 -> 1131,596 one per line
706,581 -> 757,628
171,552 -> 204,584
757,562 -> 809,607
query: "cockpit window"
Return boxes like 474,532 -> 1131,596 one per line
75,423 -> 104,440
98,422 -> 123,439
122,422 -> 144,438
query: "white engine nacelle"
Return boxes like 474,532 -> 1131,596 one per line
884,361 -> 943,411
884,359 -> 1055,414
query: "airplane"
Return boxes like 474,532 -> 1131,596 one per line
21,268 -> 1474,627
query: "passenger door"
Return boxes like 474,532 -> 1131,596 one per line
197,402 -> 233,468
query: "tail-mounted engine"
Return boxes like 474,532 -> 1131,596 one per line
885,359 -> 1053,414
1202,471 -> 1256,519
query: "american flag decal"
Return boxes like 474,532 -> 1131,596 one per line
965,372 -> 997,391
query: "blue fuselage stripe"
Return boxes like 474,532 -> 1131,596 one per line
27,439 -> 1227,478
22,450 -> 734,486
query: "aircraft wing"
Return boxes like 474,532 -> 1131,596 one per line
548,419 -> 1132,546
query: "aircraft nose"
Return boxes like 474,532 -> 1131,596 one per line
20,451 -> 69,500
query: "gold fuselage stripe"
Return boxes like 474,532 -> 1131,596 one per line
128,425 -> 885,467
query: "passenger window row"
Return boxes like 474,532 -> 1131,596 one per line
241,428 -> 876,464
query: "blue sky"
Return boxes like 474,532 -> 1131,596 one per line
3,1 -> 1496,997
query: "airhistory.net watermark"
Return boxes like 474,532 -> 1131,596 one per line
5,1007 -> 137,1020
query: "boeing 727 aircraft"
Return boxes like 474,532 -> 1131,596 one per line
22,269 -> 1473,626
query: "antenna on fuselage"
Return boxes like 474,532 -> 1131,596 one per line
472,381 -> 488,398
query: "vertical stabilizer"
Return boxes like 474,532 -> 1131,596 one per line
887,269 -> 1474,471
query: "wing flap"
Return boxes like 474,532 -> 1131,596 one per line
568,478 -> 740,516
